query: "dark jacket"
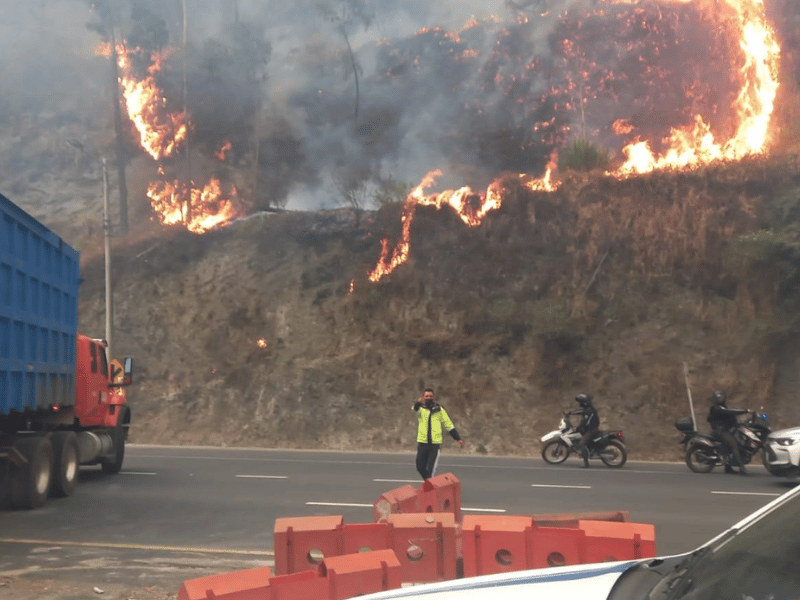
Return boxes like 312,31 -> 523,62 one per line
573,404 -> 600,434
708,404 -> 748,431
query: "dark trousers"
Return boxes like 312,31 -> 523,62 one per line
416,443 -> 441,480
575,428 -> 599,459
713,429 -> 743,467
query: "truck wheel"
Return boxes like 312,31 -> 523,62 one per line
51,432 -> 80,497
10,437 -> 54,509
101,408 -> 129,474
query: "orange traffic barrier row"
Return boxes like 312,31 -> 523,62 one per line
374,473 -> 462,522
275,513 -> 459,583
179,550 -> 401,600
180,473 -> 657,597
461,514 -> 656,577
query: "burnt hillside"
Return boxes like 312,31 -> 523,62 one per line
76,154 -> 800,461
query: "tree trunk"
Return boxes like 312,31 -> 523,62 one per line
342,28 -> 359,121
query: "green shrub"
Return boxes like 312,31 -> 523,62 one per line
559,136 -> 612,172
724,229 -> 792,272
373,178 -> 411,208
524,298 -> 574,336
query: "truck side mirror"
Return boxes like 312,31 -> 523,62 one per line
122,357 -> 133,385
109,357 -> 134,387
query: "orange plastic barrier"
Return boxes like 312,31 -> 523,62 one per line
578,520 -> 657,563
529,525 -> 587,568
273,515 -> 344,575
461,515 -> 536,577
268,550 -> 402,600
178,566 -> 273,600
533,511 -> 631,528
417,473 -> 462,522
342,522 -> 393,554
387,512 -> 459,583
374,484 -> 420,522
268,570 -> 326,600
319,549 -> 402,600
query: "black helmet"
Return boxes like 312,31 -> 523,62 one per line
575,393 -> 593,407
711,390 -> 727,406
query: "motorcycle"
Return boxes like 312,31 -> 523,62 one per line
540,412 -> 627,468
675,409 -> 771,473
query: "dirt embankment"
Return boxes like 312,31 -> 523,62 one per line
63,154 -> 800,463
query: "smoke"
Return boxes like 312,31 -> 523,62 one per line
0,0 -> 798,219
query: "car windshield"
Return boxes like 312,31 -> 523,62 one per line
648,487 -> 800,600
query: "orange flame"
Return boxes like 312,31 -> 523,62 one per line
256,338 -> 268,348
113,46 -> 189,161
215,141 -> 233,161
97,41 -> 243,233
615,0 -> 779,175
147,178 -> 240,234
368,0 -> 780,282
368,167 -> 553,282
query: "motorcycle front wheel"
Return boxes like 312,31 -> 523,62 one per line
598,440 -> 627,468
541,440 -> 570,464
686,444 -> 716,473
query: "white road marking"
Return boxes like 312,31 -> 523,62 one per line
711,491 -> 780,497
120,472 -> 158,475
532,484 -> 592,489
373,479 -> 419,483
307,502 -> 373,508
235,475 -> 288,479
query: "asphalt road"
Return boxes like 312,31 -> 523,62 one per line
0,446 -> 797,591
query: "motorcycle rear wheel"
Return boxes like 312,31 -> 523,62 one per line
686,444 -> 716,473
598,440 -> 627,468
541,440 -> 570,464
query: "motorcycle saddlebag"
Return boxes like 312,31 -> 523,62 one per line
675,417 -> 695,433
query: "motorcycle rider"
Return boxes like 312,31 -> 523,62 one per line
707,390 -> 750,475
570,393 -> 600,468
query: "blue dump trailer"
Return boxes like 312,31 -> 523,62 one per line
0,192 -> 132,509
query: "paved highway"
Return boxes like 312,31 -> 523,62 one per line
0,446 -> 797,590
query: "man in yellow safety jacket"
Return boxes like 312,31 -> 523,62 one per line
413,388 -> 464,479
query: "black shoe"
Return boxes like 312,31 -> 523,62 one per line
582,460 -> 590,468
724,465 -> 736,474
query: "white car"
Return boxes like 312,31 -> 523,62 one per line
763,426 -> 800,477
355,482 -> 800,600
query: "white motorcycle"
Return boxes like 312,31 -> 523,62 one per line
540,412 -> 627,468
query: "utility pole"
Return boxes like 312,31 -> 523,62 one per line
182,0 -> 192,225
102,158 -> 114,360
109,26 -> 129,235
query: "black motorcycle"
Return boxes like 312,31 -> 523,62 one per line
675,410 -> 771,473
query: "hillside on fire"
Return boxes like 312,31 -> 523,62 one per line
2,0 -> 800,460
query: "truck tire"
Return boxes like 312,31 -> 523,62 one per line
51,431 -> 80,497
10,436 -> 54,509
101,407 -> 130,474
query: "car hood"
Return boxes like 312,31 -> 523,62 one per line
768,427 -> 800,439
355,560 -> 639,600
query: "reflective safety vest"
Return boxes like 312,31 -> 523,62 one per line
414,403 -> 456,444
